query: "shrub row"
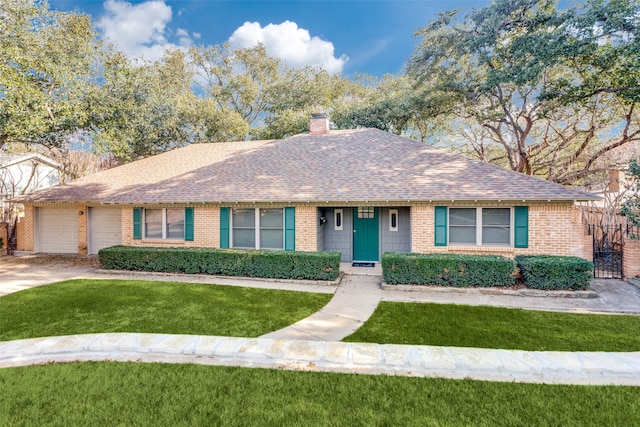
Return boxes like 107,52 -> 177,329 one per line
515,255 -> 594,290
98,246 -> 341,281
381,252 -> 516,287
382,252 -> 594,290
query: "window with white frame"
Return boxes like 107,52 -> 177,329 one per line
449,207 -> 511,245
144,208 -> 184,239
232,208 -> 284,249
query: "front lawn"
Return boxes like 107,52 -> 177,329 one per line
344,302 -> 640,352
1,363 -> 638,426
0,279 -> 331,341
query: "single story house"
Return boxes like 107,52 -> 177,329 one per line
1,153 -> 63,215
14,115 -> 597,261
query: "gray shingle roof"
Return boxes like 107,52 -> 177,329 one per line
15,128 -> 598,204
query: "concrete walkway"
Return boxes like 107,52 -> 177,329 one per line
1,256 -> 640,385
261,273 -> 382,341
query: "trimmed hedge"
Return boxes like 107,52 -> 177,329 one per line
515,255 -> 594,290
98,246 -> 341,281
382,252 -> 516,287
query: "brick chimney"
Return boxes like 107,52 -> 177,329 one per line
309,113 -> 329,135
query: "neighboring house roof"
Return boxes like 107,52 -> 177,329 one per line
0,153 -> 63,170
14,128 -> 598,204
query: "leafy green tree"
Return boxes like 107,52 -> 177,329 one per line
90,49 -> 246,161
89,51 -> 189,160
190,43 -> 280,135
332,75 -> 411,135
261,66 -> 359,139
407,0 -> 640,185
332,74 -> 456,142
0,0 -> 102,149
620,159 -> 640,228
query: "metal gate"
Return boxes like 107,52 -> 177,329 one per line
7,220 -> 17,255
589,224 -> 623,279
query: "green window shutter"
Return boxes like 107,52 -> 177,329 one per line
133,208 -> 142,240
434,206 -> 447,246
184,207 -> 194,241
220,207 -> 230,248
284,207 -> 295,251
514,206 -> 529,248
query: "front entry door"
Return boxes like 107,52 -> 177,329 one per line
353,207 -> 379,261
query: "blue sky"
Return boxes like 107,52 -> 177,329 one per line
49,0 -> 490,76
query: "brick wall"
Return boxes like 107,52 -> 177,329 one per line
623,237 -> 640,279
410,204 -> 433,253
0,222 -> 7,255
570,208 -> 592,260
295,205 -> 317,251
78,205 -> 88,255
410,202 -> 589,259
122,206 -> 220,249
18,201 -> 592,261
121,207 -> 133,246
17,205 -> 34,251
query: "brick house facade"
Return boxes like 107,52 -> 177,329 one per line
15,116 -> 599,268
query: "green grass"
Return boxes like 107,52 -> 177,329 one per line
1,362 -> 638,426
0,279 -> 331,341
344,302 -> 640,351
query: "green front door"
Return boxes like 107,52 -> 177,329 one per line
353,207 -> 379,261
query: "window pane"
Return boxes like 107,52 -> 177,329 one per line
482,208 -> 510,244
483,208 -> 510,226
450,226 -> 476,244
259,208 -> 283,249
233,209 -> 255,227
260,208 -> 283,228
449,208 -> 476,244
358,207 -> 374,219
233,229 -> 255,248
166,209 -> 184,239
260,229 -> 283,249
145,209 -> 162,239
232,208 -> 255,248
449,208 -> 476,226
483,226 -> 510,244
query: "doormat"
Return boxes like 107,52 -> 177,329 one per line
352,262 -> 375,267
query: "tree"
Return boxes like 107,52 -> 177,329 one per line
620,159 -> 640,228
332,74 -> 456,142
261,66 -> 359,139
407,0 -> 640,185
0,0 -> 103,149
332,75 -> 412,135
190,43 -> 281,136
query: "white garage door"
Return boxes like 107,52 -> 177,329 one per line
89,207 -> 122,254
37,207 -> 78,254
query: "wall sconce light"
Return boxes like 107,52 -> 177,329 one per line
79,211 -> 84,215
319,216 -> 327,225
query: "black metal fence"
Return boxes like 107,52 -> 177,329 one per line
588,223 -> 624,279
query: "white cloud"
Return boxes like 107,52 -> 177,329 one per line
228,21 -> 348,74
176,28 -> 194,47
98,0 -> 194,62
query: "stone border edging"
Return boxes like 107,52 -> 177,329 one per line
95,269 -> 344,286
381,283 -> 599,299
1,333 -> 639,386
